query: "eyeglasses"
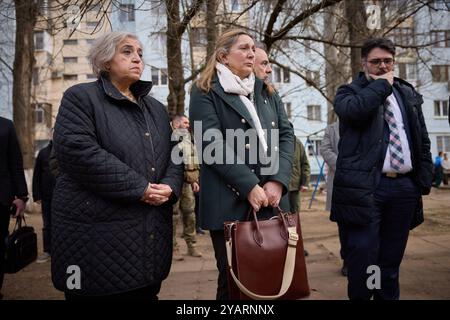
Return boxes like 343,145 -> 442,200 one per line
367,58 -> 394,66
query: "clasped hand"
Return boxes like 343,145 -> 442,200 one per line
141,183 -> 172,206
247,181 -> 283,212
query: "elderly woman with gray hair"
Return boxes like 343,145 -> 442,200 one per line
51,31 -> 183,299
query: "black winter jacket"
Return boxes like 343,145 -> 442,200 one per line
0,117 -> 28,206
32,141 -> 56,202
51,76 -> 183,296
331,73 -> 433,228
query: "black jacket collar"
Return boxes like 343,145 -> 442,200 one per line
99,75 -> 153,101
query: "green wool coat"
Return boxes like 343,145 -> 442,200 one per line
189,76 -> 294,230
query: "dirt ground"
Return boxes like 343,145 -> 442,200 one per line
2,187 -> 450,300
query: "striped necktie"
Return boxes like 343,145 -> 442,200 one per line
384,100 -> 405,172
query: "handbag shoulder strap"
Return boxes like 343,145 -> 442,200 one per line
225,223 -> 299,300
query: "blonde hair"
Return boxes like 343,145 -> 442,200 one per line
88,31 -> 143,78
195,29 -> 254,92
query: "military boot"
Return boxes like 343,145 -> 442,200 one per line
187,244 -> 202,257
173,246 -> 184,261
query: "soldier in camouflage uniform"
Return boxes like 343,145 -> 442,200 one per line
172,115 -> 202,258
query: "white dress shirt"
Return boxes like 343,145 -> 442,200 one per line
382,93 -> 413,173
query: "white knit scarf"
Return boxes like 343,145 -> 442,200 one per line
215,63 -> 268,152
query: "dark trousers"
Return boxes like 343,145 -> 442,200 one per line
64,282 -> 162,300
0,205 -> 11,291
194,192 -> 201,231
343,176 -> 420,300
210,230 -> 229,300
41,200 -> 52,254
338,222 -> 348,262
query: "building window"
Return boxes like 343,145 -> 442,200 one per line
433,0 -> 450,10
86,39 -> 96,45
151,67 -> 168,86
431,30 -> 450,47
86,21 -> 98,28
88,2 -> 101,12
284,102 -> 292,119
304,39 -> 311,54
437,135 -> 450,153
63,57 -> 78,63
63,74 -> 78,81
34,105 -> 45,124
34,31 -> 44,50
150,32 -> 167,54
306,70 -> 320,86
432,65 -> 450,82
307,139 -> 322,156
33,68 -> 39,85
397,63 -> 417,81
86,74 -> 97,79
391,27 -> 414,46
192,27 -> 207,47
272,66 -> 290,83
119,4 -> 135,22
307,105 -> 321,121
63,39 -> 78,45
434,100 -> 449,118
151,0 -> 166,15
229,0 -> 240,11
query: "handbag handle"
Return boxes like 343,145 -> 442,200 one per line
13,216 -> 27,231
225,210 -> 299,300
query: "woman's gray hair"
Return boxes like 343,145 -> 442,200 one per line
88,31 -> 143,78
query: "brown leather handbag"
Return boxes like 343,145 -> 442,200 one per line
224,208 -> 310,300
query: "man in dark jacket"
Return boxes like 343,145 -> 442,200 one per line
0,116 -> 28,299
332,38 -> 433,300
32,134 -> 56,263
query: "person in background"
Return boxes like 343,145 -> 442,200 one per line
442,152 -> 449,186
433,151 -> 444,188
171,114 -> 202,259
320,120 -> 348,276
0,116 -> 28,300
254,44 -> 309,256
32,128 -> 56,264
288,136 -> 310,216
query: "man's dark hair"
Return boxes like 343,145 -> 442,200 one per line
361,38 -> 396,59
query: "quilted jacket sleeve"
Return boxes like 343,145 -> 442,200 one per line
54,86 -> 148,202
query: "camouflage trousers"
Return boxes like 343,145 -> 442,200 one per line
173,183 -> 196,248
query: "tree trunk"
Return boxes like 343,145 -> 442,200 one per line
324,4 -> 350,123
345,0 -> 368,78
13,0 -> 38,169
166,0 -> 185,117
205,0 -> 218,62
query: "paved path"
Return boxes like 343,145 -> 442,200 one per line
3,188 -> 450,300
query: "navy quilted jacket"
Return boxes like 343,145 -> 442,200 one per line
51,76 -> 183,296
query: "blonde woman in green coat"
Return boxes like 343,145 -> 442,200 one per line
189,29 -> 294,300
